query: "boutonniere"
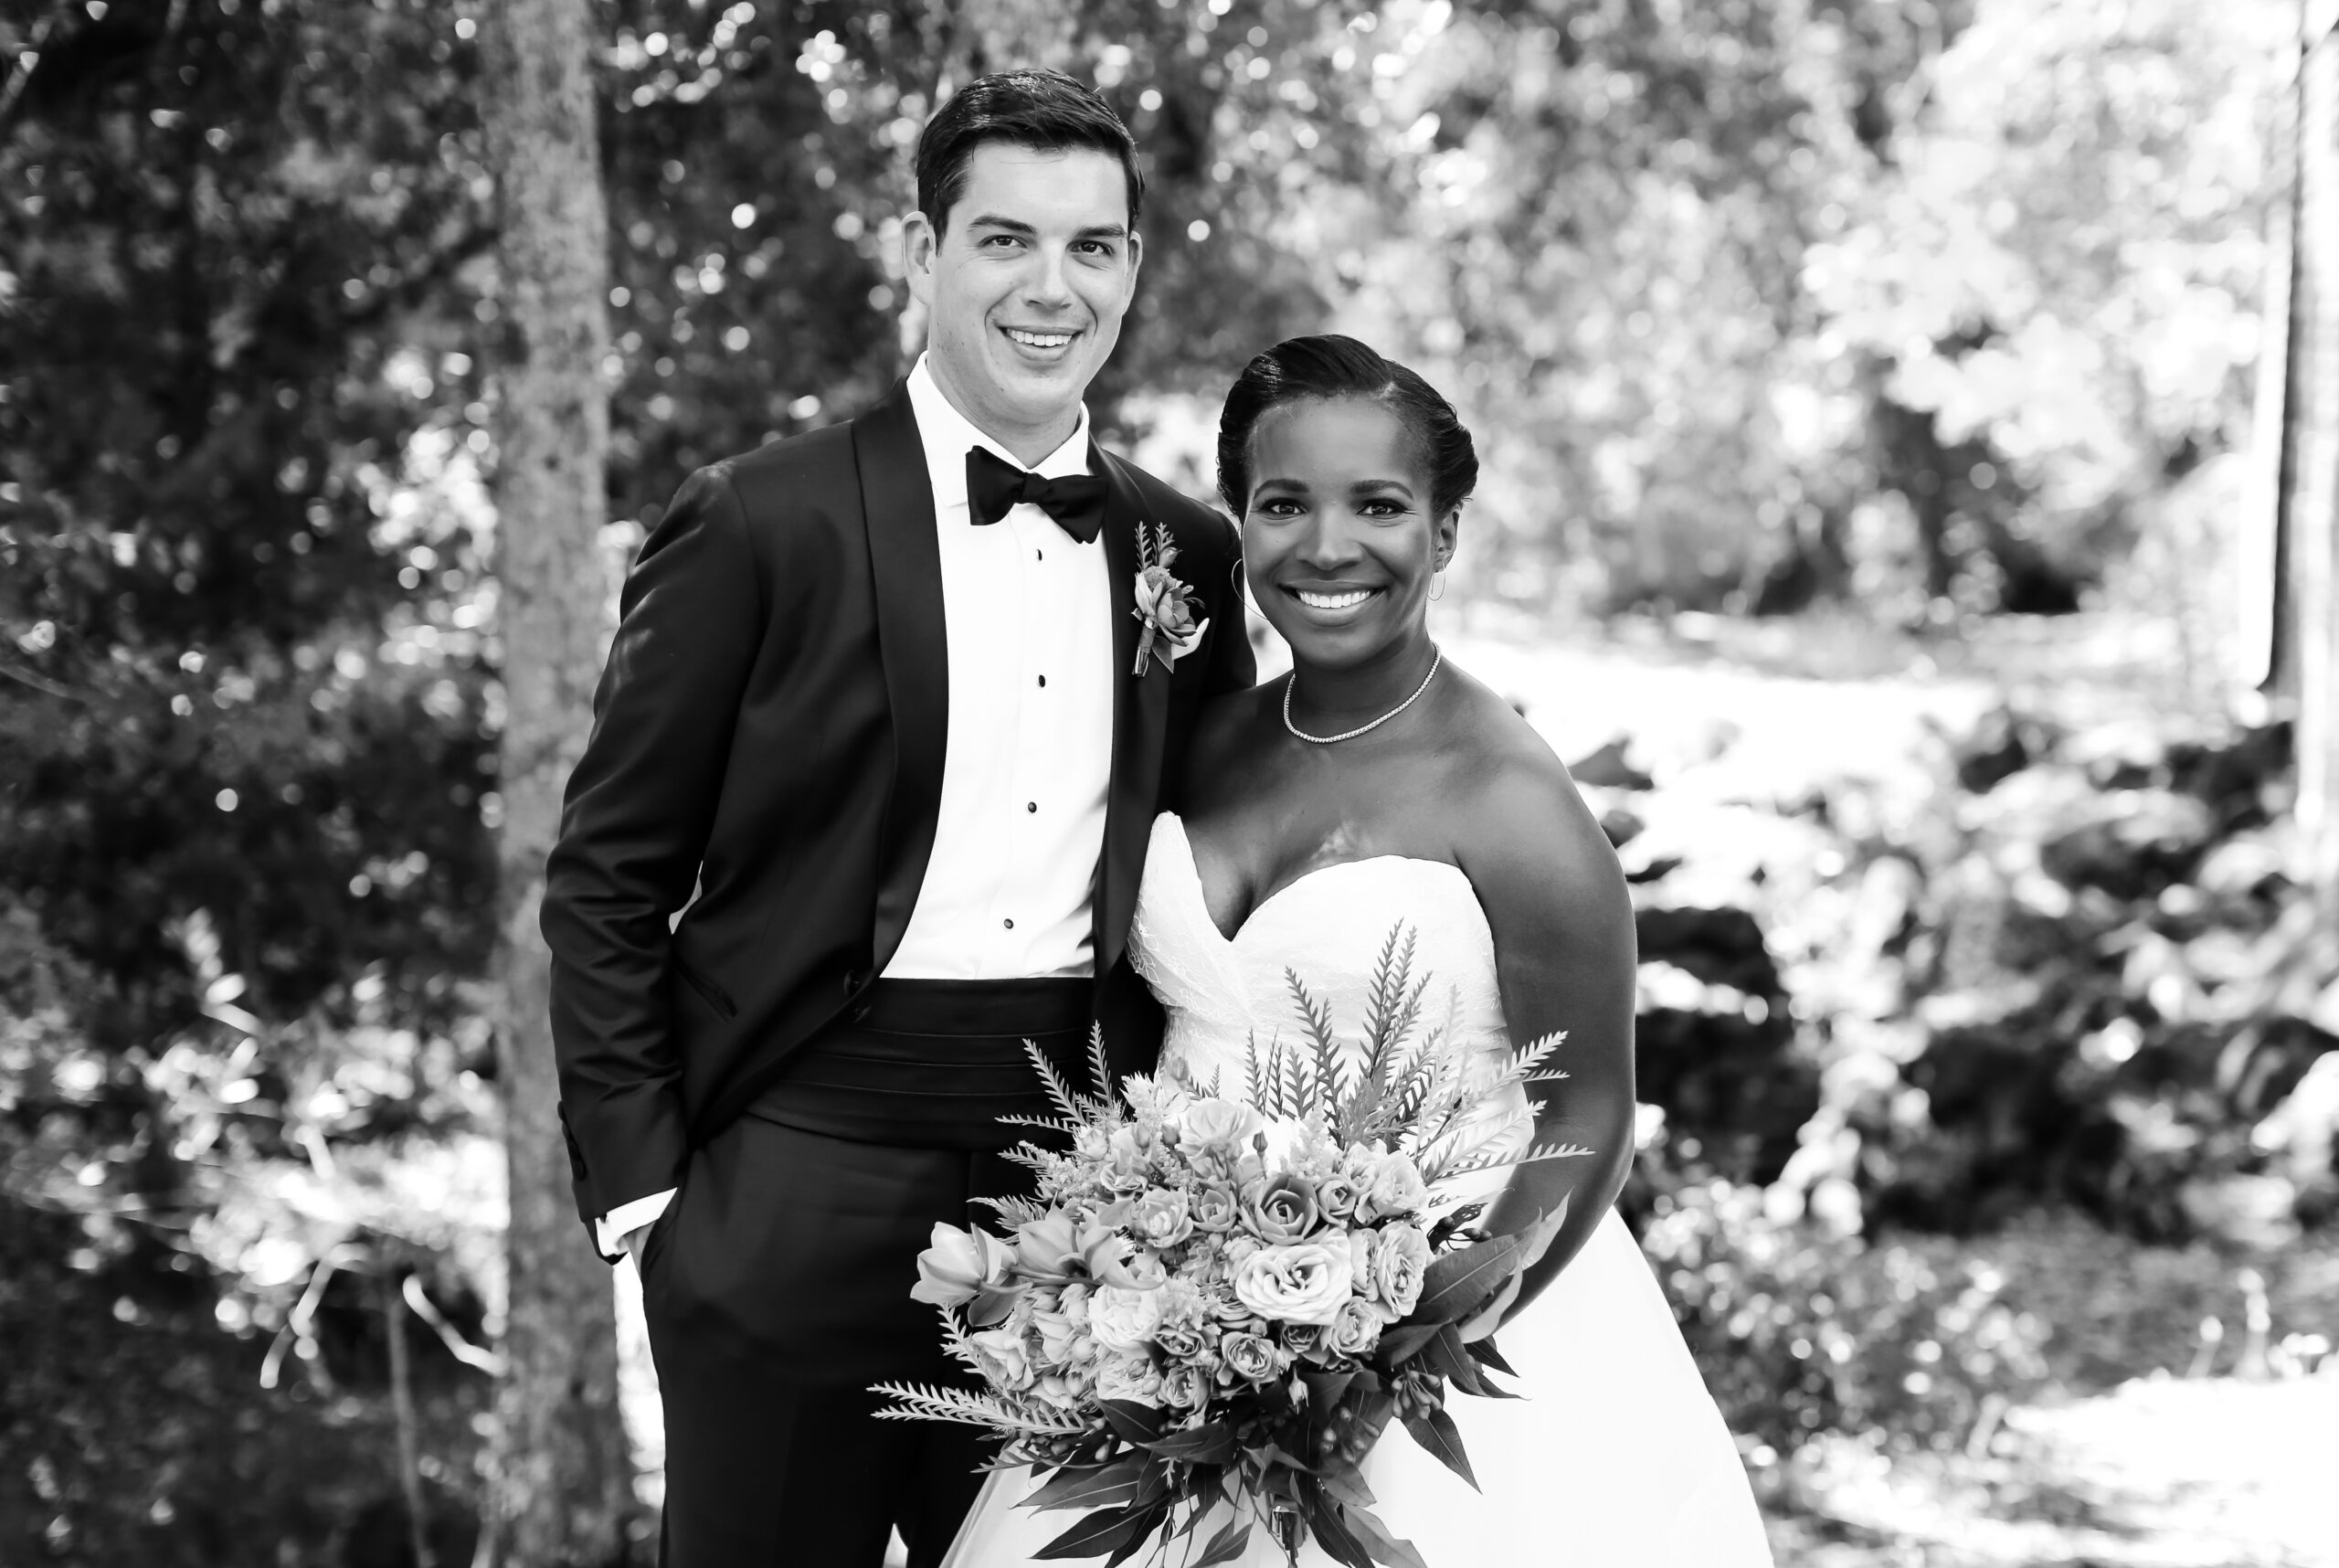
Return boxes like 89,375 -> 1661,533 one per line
1131,521 -> 1208,676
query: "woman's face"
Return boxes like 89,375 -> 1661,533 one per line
1241,396 -> 1455,673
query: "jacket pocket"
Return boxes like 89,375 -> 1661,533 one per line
671,957 -> 736,1020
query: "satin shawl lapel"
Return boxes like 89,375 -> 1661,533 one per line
854,381 -> 947,973
1094,450 -> 1173,976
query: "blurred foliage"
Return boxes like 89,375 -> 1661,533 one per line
0,1192 -> 486,1566
1095,0 -> 2291,625
1637,1181 -> 2339,1468
1813,712 -> 2334,1246
1639,1177 -> 2054,1461
1594,683 -> 2335,1253
0,0 -> 2324,1556
1592,670 -> 2338,1466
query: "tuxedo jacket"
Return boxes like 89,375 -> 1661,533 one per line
540,378 -> 1256,1232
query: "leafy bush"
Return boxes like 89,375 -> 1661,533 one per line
0,1197 -> 486,1568
1623,702 -> 2339,1250
1634,1168 -> 2339,1465
1635,1175 -> 2053,1461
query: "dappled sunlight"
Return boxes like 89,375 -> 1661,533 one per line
4,0 -> 2332,1559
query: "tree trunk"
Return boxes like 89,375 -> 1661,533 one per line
480,1 -> 631,1563
2238,16 -> 2297,700
2289,2 -> 2339,915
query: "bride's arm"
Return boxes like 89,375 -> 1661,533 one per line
1456,754 -> 1638,1315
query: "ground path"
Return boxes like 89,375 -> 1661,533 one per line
1766,1373 -> 2339,1567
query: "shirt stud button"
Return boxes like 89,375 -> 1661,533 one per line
1002,917 -> 1015,930
1037,674 -> 1047,687
1026,801 -> 1037,813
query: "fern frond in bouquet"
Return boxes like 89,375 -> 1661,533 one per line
875,926 -> 1590,1567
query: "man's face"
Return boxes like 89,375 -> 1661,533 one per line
904,142 -> 1142,461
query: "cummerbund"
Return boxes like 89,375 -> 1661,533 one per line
745,977 -> 1095,1149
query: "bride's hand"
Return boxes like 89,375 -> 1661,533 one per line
1455,1192 -> 1569,1341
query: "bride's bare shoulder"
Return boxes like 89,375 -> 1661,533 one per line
1180,678 -> 1282,813
1438,663 -> 1617,886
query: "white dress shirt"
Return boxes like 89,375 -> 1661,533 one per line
598,356 -> 1117,1255
884,356 -> 1117,978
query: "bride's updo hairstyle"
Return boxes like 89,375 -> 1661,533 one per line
1216,334 -> 1479,522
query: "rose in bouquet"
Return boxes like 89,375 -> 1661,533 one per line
875,929 -> 1585,1567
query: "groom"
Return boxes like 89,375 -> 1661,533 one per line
541,69 -> 1254,1568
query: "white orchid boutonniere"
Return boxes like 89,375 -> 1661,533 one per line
1131,521 -> 1208,677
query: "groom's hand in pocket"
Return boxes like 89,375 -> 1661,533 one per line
598,1187 -> 678,1266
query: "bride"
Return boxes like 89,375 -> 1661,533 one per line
944,334 -> 1773,1566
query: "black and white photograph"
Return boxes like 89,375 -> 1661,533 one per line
2,2 -> 2334,1565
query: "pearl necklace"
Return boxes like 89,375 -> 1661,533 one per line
1282,647 -> 1444,745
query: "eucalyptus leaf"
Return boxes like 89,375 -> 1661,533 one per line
1373,1321 -> 1442,1365
1098,1398 -> 1167,1446
1409,1235 -> 1524,1325
1140,1420 -> 1236,1466
1020,1454 -> 1148,1512
1101,1501 -> 1172,1568
1344,1501 -> 1433,1568
1032,1503 -> 1148,1561
1400,1405 -> 1477,1491
1423,1323 -> 1492,1398
1191,1514 -> 1254,1568
1466,1336 -> 1517,1379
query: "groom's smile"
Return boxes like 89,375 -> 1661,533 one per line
905,142 -> 1142,466
999,323 -> 1083,368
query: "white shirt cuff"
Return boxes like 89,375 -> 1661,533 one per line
596,1188 -> 677,1258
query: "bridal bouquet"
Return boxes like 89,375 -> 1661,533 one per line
875,931 -> 1584,1568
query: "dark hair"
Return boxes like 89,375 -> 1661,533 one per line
915,69 -> 1144,236
1216,334 -> 1479,522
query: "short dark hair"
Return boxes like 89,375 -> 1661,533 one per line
915,69 -> 1144,236
1217,334 -> 1480,521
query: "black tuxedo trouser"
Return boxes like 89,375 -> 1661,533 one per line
637,979 -> 1091,1568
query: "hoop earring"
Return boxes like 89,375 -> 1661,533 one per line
1429,567 -> 1446,602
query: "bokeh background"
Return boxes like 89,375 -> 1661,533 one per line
4,1 -> 2337,1564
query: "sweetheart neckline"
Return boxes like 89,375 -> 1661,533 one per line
1158,813 -> 1479,948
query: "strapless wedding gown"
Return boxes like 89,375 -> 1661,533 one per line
943,815 -> 1773,1567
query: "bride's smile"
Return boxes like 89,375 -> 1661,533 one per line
1239,397 -> 1455,736
1289,586 -> 1376,611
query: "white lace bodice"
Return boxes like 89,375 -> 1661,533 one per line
1127,814 -> 1530,1150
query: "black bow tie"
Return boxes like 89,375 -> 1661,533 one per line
966,445 -> 1107,543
